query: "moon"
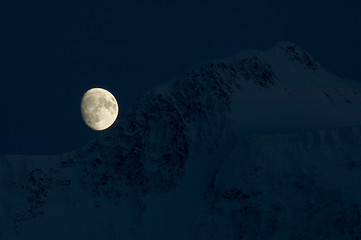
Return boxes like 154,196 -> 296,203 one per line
81,88 -> 119,131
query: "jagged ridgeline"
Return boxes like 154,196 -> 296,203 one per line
1,42 -> 361,239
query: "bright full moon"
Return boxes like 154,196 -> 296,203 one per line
81,88 -> 119,131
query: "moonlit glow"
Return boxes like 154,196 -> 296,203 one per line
81,88 -> 119,131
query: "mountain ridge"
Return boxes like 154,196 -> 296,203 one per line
1,41 -> 361,239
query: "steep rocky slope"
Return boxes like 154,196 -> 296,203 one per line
1,42 -> 361,239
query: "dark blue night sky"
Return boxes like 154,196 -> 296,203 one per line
0,0 -> 360,154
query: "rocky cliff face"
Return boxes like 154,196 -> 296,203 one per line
1,42 -> 361,239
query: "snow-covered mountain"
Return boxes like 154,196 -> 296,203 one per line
1,41 -> 361,239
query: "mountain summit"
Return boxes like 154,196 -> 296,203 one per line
1,42 -> 361,239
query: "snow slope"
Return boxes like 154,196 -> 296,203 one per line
1,41 -> 361,239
